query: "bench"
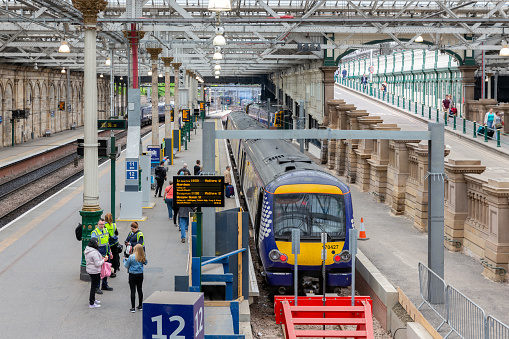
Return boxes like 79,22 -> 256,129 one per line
44,129 -> 52,137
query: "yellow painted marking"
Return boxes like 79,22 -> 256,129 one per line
275,241 -> 345,265
273,184 -> 346,195
142,203 -> 156,209
116,217 -> 148,222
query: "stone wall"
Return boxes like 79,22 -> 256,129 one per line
0,64 -> 111,147
323,99 -> 507,282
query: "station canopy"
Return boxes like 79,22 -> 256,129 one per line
0,1 -> 508,77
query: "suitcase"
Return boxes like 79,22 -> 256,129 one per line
225,184 -> 234,198
477,126 -> 485,135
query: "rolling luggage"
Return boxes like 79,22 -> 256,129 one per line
477,126 -> 485,135
225,184 -> 234,198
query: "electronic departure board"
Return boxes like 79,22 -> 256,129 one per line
173,176 -> 225,207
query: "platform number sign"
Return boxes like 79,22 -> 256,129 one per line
126,161 -> 138,180
143,291 -> 204,339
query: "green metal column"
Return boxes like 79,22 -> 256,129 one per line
110,131 -> 116,220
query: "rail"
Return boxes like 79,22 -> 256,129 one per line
480,258 -> 507,277
418,262 -> 509,339
337,78 -> 508,148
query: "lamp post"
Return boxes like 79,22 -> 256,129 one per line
72,0 -> 108,281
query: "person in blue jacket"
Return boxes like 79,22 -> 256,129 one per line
123,244 -> 148,313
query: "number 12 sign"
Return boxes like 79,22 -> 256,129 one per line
143,291 -> 204,339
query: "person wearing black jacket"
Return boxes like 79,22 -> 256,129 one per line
177,163 -> 191,176
125,222 -> 145,256
194,160 -> 201,175
154,161 -> 167,197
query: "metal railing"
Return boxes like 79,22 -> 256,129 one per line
338,78 -> 508,148
418,262 -> 509,339
487,316 -> 509,339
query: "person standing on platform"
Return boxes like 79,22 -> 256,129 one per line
442,95 -> 450,117
84,238 -> 105,309
484,108 -> 496,135
91,219 -> 113,293
164,181 -> 174,220
177,163 -> 191,176
104,213 -> 119,277
154,161 -> 167,197
194,160 -> 201,175
179,206 -> 193,243
361,74 -> 367,90
224,165 -> 234,198
123,244 -> 147,313
494,111 -> 504,141
125,222 -> 145,255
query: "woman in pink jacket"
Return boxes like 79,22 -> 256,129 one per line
84,238 -> 107,309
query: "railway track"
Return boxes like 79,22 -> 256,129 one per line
0,125 -> 156,228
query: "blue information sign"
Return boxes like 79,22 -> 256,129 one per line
126,161 -> 138,180
147,146 -> 161,164
143,291 -> 204,339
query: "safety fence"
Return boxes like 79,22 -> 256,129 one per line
418,262 -> 509,339
337,78 -> 508,148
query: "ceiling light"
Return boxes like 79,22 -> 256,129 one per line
500,40 -> 509,56
215,70 -> 220,75
148,70 -> 152,76
59,41 -> 70,53
215,75 -> 219,78
34,63 -> 38,70
61,67 -> 66,74
213,52 -> 223,60
105,57 -> 111,66
415,35 -> 424,43
213,34 -> 226,46
100,73 -> 103,78
208,0 -> 232,12
485,75 -> 489,82
120,76 -> 123,80
214,64 -> 221,70
159,73 -> 163,77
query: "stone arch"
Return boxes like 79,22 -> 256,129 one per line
48,82 -> 55,132
34,82 -> 41,137
3,82 -> 13,146
25,81 -> 33,141
41,83 -> 48,131
335,39 -> 464,66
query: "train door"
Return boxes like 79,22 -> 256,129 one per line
239,149 -> 246,185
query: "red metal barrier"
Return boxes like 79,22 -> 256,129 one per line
274,296 -> 374,338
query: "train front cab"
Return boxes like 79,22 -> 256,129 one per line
258,179 -> 354,294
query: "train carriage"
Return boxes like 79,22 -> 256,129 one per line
226,110 -> 355,295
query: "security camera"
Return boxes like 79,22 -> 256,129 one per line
215,26 -> 225,35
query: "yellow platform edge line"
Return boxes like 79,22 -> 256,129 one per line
142,203 -> 156,209
116,216 -> 148,222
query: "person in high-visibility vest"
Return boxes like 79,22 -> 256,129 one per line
124,222 -> 144,257
105,213 -> 119,277
91,218 -> 113,293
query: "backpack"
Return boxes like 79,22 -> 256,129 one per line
75,223 -> 82,241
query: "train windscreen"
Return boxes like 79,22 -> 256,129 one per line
273,193 -> 346,240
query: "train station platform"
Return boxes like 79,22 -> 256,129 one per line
0,116 -> 251,338
326,84 -> 509,325
0,126 -> 85,170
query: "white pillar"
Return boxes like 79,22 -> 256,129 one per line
83,23 -> 100,211
173,63 -> 181,129
151,59 -> 158,145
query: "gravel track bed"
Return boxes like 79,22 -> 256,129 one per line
0,124 -> 155,228
0,154 -> 78,200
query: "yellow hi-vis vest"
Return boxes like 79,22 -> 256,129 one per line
92,227 -> 109,247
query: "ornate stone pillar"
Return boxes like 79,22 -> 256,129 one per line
161,57 -> 174,138
345,110 -> 369,183
172,63 -> 182,129
335,103 -> 356,176
482,179 -> 509,282
458,65 -> 478,120
146,47 -> 162,146
320,66 -> 338,164
326,99 -> 343,170
355,116 -> 383,192
72,0 -> 107,280
444,159 -> 486,252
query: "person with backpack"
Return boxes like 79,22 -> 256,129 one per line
123,244 -> 148,313
177,163 -> 191,176
91,218 -> 113,293
154,161 -> 167,197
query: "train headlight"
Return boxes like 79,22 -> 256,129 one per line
333,250 -> 352,263
269,249 -> 288,263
